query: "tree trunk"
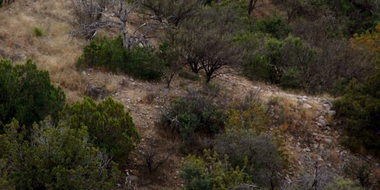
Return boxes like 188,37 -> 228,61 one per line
122,22 -> 130,49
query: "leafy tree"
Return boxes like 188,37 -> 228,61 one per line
351,24 -> 380,59
335,67 -> 380,157
173,2 -> 244,82
0,59 -> 65,133
272,0 -> 327,22
331,0 -> 380,34
139,0 -> 201,27
60,96 -> 140,164
0,118 -> 121,189
156,40 -> 183,88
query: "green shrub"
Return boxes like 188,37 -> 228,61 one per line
77,36 -> 162,81
0,59 -> 65,132
253,16 -> 289,39
241,35 -> 319,92
0,118 -> 121,189
32,27 -> 44,37
214,129 -> 285,189
160,87 -> 225,153
335,69 -> 380,157
60,96 -> 140,164
178,70 -> 200,81
323,177 -> 363,190
331,77 -> 351,97
180,149 -> 247,190
241,52 -> 272,82
279,67 -> 304,89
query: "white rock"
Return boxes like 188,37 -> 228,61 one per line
318,116 -> 329,127
328,110 -> 336,116
323,103 -> 331,110
303,103 -> 312,109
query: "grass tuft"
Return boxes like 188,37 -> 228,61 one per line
33,27 -> 44,37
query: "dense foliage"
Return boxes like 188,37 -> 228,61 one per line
0,118 -> 121,189
214,130 -> 285,189
335,68 -> 380,157
180,149 -> 248,190
60,96 -> 140,164
76,36 -> 162,81
160,86 -> 225,153
0,59 -> 65,132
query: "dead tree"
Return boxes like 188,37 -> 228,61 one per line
71,0 -> 148,49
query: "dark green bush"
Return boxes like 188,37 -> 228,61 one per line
241,52 -> 272,82
0,59 -> 65,132
160,87 -> 225,153
241,35 -> 321,93
180,150 -> 247,190
178,70 -> 200,81
335,69 -> 380,157
253,16 -> 289,39
0,118 -> 121,189
60,96 -> 140,164
331,77 -> 351,97
77,36 -> 162,81
279,67 -> 304,90
214,129 -> 285,189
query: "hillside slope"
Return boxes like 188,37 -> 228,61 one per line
1,0 -> 379,189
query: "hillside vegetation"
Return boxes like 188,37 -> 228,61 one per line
1,0 -> 380,189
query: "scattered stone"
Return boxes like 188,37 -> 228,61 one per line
323,103 -> 331,110
303,103 -> 312,109
328,110 -> 336,116
19,54 -> 27,60
119,78 -> 129,87
86,85 -> 108,100
325,138 -> 332,144
318,116 -> 329,127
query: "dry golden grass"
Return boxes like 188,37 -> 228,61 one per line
0,0 -> 88,103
